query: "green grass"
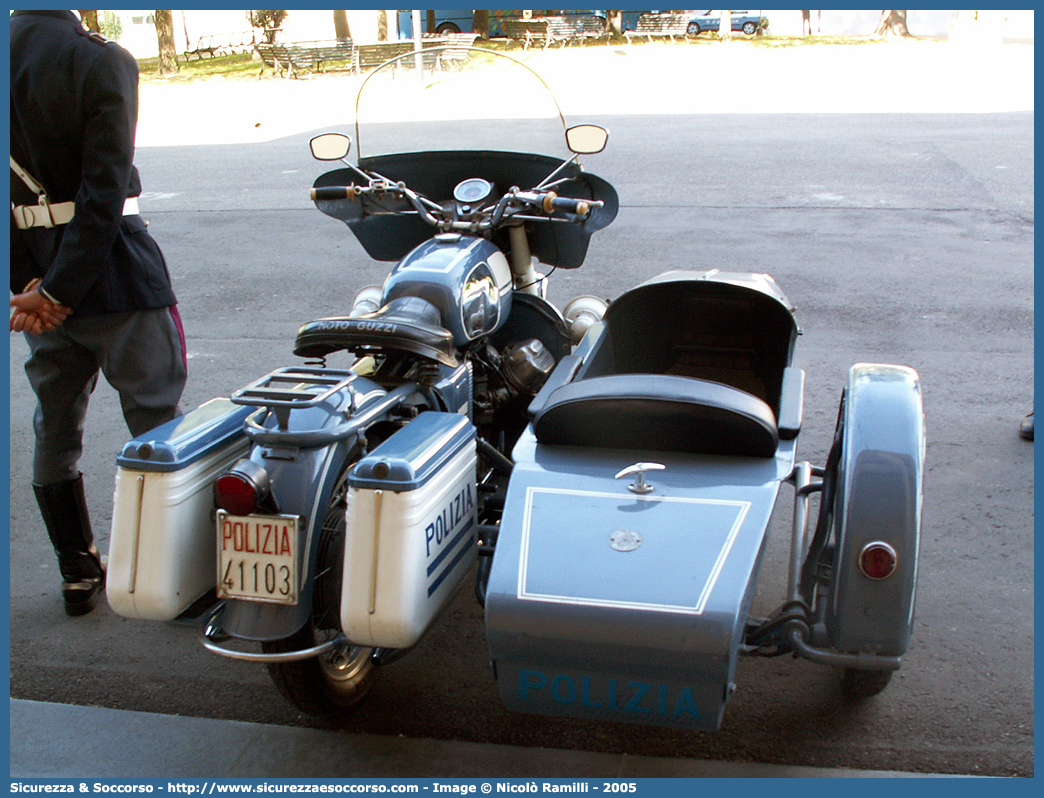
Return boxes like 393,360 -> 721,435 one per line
618,32 -> 937,48
136,35 -> 934,83
138,51 -> 262,82
744,34 -> 943,48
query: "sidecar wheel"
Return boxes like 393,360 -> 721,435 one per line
263,463 -> 377,717
840,667 -> 893,700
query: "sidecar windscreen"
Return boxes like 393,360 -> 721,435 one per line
312,150 -> 619,269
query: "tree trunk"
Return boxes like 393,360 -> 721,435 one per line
377,10 -> 388,41
333,10 -> 351,40
719,9 -> 732,41
426,10 -> 436,34
874,10 -> 911,37
154,10 -> 179,75
180,10 -> 191,52
472,10 -> 490,40
80,11 -> 100,33
606,10 -> 622,37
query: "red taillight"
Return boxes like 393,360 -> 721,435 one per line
859,542 -> 897,580
215,460 -> 270,516
215,473 -> 258,516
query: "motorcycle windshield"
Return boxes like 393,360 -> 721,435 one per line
355,47 -> 569,159
314,47 -> 618,268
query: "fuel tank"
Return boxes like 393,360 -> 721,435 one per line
382,235 -> 513,347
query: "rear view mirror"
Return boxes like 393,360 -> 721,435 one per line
565,124 -> 608,155
310,133 -> 351,161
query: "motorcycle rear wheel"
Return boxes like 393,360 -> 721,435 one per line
264,627 -> 376,717
262,465 -> 377,717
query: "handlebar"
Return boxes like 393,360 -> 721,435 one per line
542,192 -> 592,216
311,186 -> 358,201
508,189 -> 601,217
311,180 -> 603,232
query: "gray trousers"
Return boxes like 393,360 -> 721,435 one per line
24,306 -> 188,484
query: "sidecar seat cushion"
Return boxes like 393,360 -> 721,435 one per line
532,374 -> 779,458
294,296 -> 457,366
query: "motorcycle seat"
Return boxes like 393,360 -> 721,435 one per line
293,296 -> 458,366
531,373 -> 779,458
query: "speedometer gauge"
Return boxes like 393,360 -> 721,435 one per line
453,178 -> 494,204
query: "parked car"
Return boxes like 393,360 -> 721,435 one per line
687,10 -> 768,36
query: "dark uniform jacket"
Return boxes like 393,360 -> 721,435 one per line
10,9 -> 177,316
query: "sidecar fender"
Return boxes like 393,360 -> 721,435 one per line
826,363 -> 925,657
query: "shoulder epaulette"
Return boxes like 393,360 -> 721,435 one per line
75,25 -> 113,46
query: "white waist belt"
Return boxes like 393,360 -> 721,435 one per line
11,196 -> 140,230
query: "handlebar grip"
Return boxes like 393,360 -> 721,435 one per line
311,186 -> 356,201
541,192 -> 592,216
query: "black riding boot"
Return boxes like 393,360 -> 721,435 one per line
33,474 -> 105,616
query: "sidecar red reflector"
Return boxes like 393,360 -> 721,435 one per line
859,542 -> 897,580
215,473 -> 260,517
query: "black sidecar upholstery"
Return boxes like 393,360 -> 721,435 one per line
529,271 -> 801,458
532,373 -> 778,457
601,271 -> 798,412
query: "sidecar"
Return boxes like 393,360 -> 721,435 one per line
484,270 -> 924,730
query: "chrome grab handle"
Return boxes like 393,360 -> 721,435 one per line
615,462 -> 665,495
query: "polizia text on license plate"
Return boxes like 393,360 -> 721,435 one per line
217,511 -> 299,604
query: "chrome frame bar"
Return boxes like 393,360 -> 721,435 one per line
787,461 -> 816,603
196,603 -> 348,664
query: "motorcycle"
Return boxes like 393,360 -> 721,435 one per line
107,48 -> 924,730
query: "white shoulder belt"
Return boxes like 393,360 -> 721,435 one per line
10,154 -> 139,230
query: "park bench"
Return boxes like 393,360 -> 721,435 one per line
185,30 -> 253,60
295,39 -> 357,73
505,16 -> 607,49
185,34 -> 218,60
355,37 -> 479,75
423,32 -> 480,70
256,42 -> 315,79
355,40 -> 415,72
545,14 -> 608,46
257,35 -> 475,79
503,19 -> 549,50
624,13 -> 691,43
257,40 -> 357,78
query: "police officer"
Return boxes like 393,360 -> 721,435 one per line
10,10 -> 188,615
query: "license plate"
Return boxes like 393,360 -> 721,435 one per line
216,511 -> 299,605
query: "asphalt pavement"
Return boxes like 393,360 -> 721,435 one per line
9,699 -> 957,779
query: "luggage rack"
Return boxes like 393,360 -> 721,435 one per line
231,367 -> 358,430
